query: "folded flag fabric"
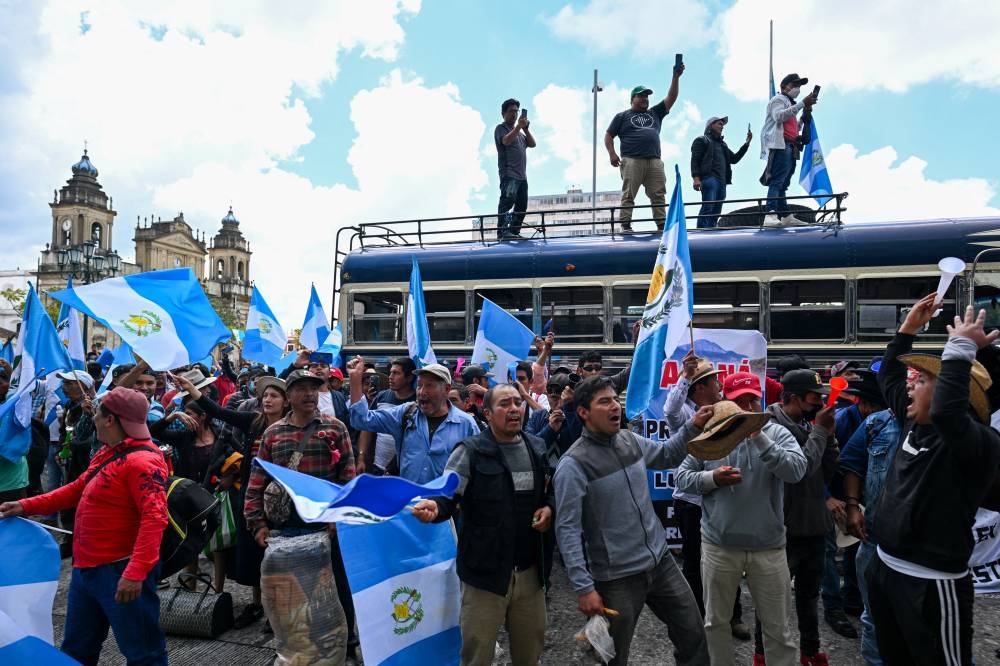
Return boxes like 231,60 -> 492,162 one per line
315,323 -> 343,357
11,283 -> 72,392
243,286 -> 287,367
0,381 -> 36,463
799,117 -> 834,206
56,276 -> 85,371
339,513 -> 460,666
406,257 -> 437,367
0,340 -> 12,365
49,268 -> 230,371
471,297 -> 534,383
299,284 -> 331,351
0,611 -> 79,666
254,458 -> 458,524
0,517 -> 62,649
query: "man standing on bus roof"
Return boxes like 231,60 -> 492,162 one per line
691,116 -> 752,229
605,62 -> 684,233
495,98 -> 536,240
760,73 -> 816,228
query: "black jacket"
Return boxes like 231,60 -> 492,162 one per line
433,430 -> 555,596
690,133 -> 749,184
873,332 -> 1000,573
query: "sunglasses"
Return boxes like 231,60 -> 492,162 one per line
581,365 -> 602,372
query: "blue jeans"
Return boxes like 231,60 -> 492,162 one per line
765,145 -> 795,215
821,526 -> 843,614
63,560 -> 166,666
855,542 -> 883,666
697,177 -> 726,228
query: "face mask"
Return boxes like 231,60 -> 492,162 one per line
248,380 -> 255,395
787,87 -> 801,99
801,403 -> 821,422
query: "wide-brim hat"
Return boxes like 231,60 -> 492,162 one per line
687,400 -> 773,461
898,353 -> 992,424
690,359 -> 722,385
835,505 -> 863,549
845,370 -> 886,407
255,376 -> 286,397
173,368 -> 218,399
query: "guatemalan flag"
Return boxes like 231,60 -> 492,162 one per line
0,518 -> 76,665
50,268 -> 230,371
11,283 -> 72,392
56,277 -> 85,371
406,257 -> 436,367
626,165 -> 694,419
299,284 -> 331,351
471,297 -> 534,381
339,513 -> 460,666
243,286 -> 287,367
799,118 -> 834,206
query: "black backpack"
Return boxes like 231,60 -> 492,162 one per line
84,445 -> 220,578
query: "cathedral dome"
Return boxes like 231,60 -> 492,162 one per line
221,207 -> 239,225
71,150 -> 98,177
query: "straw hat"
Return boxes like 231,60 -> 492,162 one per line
173,367 -> 218,399
898,353 -> 992,424
690,359 -> 722,385
687,400 -> 774,461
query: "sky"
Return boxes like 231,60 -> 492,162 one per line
2,0 -> 999,328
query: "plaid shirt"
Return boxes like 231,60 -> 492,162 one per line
244,411 -> 355,531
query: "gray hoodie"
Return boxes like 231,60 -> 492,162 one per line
554,422 -> 699,595
674,420 -> 807,550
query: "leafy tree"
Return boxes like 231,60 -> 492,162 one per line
0,287 -> 27,317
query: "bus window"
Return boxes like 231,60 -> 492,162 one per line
351,291 -> 403,343
475,289 -> 534,331
769,279 -> 846,341
424,289 -> 467,342
541,285 -> 605,344
611,286 -> 645,343
692,282 -> 760,330
970,272 -> 1000,328
857,276 -> 955,340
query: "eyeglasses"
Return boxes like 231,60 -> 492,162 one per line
581,365 -> 602,372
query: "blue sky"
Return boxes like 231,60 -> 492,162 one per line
1,0 -> 998,325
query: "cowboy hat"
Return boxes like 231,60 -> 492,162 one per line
690,359 -> 722,385
173,367 -> 218,399
687,401 -> 773,461
898,353 -> 992,424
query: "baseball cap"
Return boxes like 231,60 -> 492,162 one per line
417,363 -> 452,386
781,369 -> 831,396
630,85 -> 653,99
722,372 -> 762,400
461,365 -> 493,384
329,368 -> 344,381
285,369 -> 325,391
99,387 -> 152,440
780,73 -> 808,88
704,116 -> 729,132
56,369 -> 95,389
546,373 -> 572,393
830,360 -> 861,377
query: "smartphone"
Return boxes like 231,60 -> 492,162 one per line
365,375 -> 379,389
308,351 -> 333,364
520,108 -> 528,119
674,53 -> 683,70
747,122 -> 751,133
812,84 -> 821,101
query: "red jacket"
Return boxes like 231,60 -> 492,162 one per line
20,438 -> 168,581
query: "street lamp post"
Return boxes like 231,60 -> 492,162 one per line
56,239 -> 121,353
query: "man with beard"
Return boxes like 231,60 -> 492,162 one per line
347,358 -> 478,484
413,384 -> 555,665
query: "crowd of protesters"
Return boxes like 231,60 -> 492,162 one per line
1,290 -> 998,666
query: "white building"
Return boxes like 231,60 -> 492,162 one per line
475,187 -> 623,238
0,269 -> 35,339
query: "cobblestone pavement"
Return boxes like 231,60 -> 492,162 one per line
53,555 -> 1000,665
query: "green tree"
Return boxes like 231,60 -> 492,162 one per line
207,296 -> 241,339
0,287 -> 27,317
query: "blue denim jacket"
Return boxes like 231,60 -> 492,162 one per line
838,409 -> 901,541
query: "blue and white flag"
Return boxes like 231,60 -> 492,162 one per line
96,342 -> 135,396
271,351 -> 298,375
316,323 -> 343,358
243,286 -> 287,367
626,165 -> 694,419
56,276 -> 85,371
254,458 -> 458,524
11,283 -> 72,392
471,297 -> 534,380
50,268 -> 230,371
799,117 -> 833,206
299,284 -> 331,351
0,375 -> 41,463
0,517 -> 64,660
339,513 -> 460,666
0,340 -> 12,366
406,257 -> 436,367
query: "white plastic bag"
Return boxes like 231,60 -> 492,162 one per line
575,614 -> 615,664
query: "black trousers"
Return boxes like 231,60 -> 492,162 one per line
867,552 -> 973,665
497,178 -> 528,236
674,498 -> 742,621
754,533 -> 825,655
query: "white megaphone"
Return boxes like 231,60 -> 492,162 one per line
933,256 -> 966,315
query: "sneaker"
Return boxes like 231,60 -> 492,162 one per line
752,653 -> 767,666
731,620 -> 751,641
779,214 -> 809,227
802,652 -> 829,666
233,602 -> 264,629
620,223 -> 634,232
762,214 -> 783,227
825,612 -> 858,638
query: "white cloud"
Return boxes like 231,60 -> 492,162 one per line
717,0 -> 1000,101
531,82 -> 701,191
827,144 -> 1000,223
543,0 -> 710,57
0,2 -> 493,328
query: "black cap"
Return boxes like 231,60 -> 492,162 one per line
781,369 -> 830,395
780,73 -> 808,89
846,370 -> 886,407
460,365 -> 493,384
285,369 -> 325,391
545,373 -> 571,393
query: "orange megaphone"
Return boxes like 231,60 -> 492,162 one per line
827,376 -> 848,407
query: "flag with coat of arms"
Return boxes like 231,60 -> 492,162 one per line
243,286 -> 287,367
470,297 -> 535,382
55,276 -> 85,371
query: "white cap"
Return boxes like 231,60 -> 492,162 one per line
56,369 -> 94,389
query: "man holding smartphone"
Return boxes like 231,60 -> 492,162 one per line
760,73 -> 817,227
605,57 -> 684,232
495,98 -> 536,240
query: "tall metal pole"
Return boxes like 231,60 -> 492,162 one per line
591,69 -> 601,229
